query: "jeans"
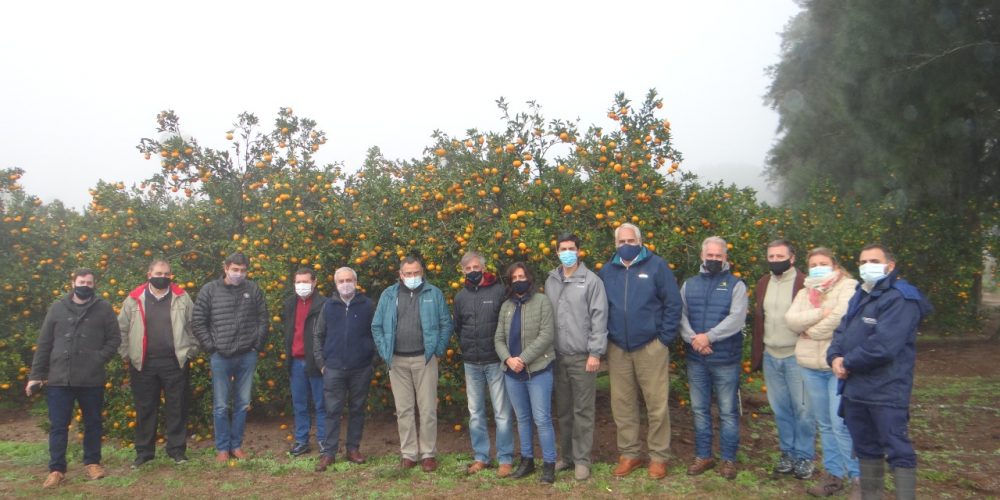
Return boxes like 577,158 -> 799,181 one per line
47,386 -> 104,472
763,353 -> 814,460
131,358 -> 190,460
687,360 -> 742,461
322,364 -> 372,456
505,369 -> 556,463
801,367 -> 859,479
290,358 -> 326,447
464,362 -> 514,465
211,351 -> 257,452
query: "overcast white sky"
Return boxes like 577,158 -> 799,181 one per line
1,0 -> 798,209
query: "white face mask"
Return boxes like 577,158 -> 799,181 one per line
226,271 -> 245,285
294,283 -> 313,298
403,276 -> 423,290
858,263 -> 888,284
337,282 -> 356,297
808,266 -> 833,279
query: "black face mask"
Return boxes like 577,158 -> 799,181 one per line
149,276 -> 172,290
703,260 -> 724,275
768,259 -> 792,276
511,280 -> 531,295
464,271 -> 483,285
74,286 -> 95,300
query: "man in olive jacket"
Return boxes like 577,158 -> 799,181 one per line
27,268 -> 121,488
192,252 -> 269,462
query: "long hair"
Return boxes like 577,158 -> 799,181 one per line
503,261 -> 534,299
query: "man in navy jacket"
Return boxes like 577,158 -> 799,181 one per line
828,244 -> 930,500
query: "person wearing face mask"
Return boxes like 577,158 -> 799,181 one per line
679,236 -> 748,480
827,244 -> 931,500
598,223 -> 682,480
784,248 -> 860,497
192,252 -> 270,463
749,240 -> 815,481
372,254 -> 453,472
452,251 -> 514,477
543,233 -> 607,481
28,268 -> 121,489
313,267 -> 376,471
494,262 -> 557,483
118,260 -> 197,469
280,268 -> 329,458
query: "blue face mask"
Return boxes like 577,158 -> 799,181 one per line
858,263 -> 887,284
808,266 -> 833,279
558,250 -> 578,267
617,244 -> 642,262
403,276 -> 423,290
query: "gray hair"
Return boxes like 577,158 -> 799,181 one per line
614,223 -> 643,245
702,236 -> 728,254
334,267 -> 358,282
459,251 -> 486,268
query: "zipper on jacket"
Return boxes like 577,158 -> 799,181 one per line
623,266 -> 630,349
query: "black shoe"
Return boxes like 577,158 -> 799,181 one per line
540,462 -> 555,484
171,454 -> 189,465
510,457 -> 535,479
290,442 -> 311,457
131,456 -> 154,470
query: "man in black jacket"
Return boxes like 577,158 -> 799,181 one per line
453,251 -> 513,477
282,267 -> 328,457
27,268 -> 121,488
313,266 -> 376,471
192,252 -> 269,462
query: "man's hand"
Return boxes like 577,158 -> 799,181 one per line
831,357 -> 849,380
585,355 -> 600,372
506,357 -> 525,373
320,367 -> 325,375
822,308 -> 833,318
692,333 -> 711,352
25,380 -> 44,397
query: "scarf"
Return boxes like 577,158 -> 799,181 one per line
804,270 -> 842,308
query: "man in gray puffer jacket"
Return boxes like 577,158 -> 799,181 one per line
192,252 -> 269,462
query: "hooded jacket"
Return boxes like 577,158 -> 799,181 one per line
192,277 -> 269,357
282,290 -> 328,377
30,294 -> 121,387
599,247 -> 683,352
544,263 -> 608,357
453,273 -> 505,364
118,283 -> 197,371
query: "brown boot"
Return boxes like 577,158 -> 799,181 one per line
230,449 -> 248,460
346,449 -> 366,464
315,454 -> 335,472
42,471 -> 64,489
421,457 -> 438,472
806,472 -> 845,497
215,451 -> 230,463
612,456 -> 643,477
84,464 -> 106,480
497,463 -> 514,478
467,460 -> 488,474
687,457 -> 716,476
648,460 -> 669,480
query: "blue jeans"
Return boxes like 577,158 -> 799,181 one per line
211,351 -> 257,452
687,361 -> 741,461
322,364 -> 372,456
47,386 -> 104,472
801,367 -> 859,479
464,362 -> 514,464
763,353 -> 814,460
290,358 -> 326,447
505,369 -> 556,463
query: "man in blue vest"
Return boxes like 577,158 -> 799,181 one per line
828,244 -> 930,500
680,236 -> 748,480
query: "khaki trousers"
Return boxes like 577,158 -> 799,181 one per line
555,353 -> 597,465
389,354 -> 439,460
608,340 -> 671,461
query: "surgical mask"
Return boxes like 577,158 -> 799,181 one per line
808,266 -> 833,279
464,271 -> 483,284
337,282 -> 356,297
858,263 -> 888,284
226,272 -> 245,285
73,286 -> 95,300
511,280 -> 531,295
617,244 -> 642,262
558,251 -> 578,267
148,276 -> 171,290
768,259 -> 791,276
703,259 -> 724,275
294,283 -> 313,298
403,276 -> 423,290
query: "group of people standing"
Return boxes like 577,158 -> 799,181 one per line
25,226 -> 929,500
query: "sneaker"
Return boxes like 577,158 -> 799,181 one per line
289,442 -> 310,457
131,456 -> 154,470
171,454 -> 189,465
794,458 -> 815,480
574,463 -> 591,481
773,452 -> 795,475
806,472 -> 845,497
42,471 -> 65,488
84,463 -> 106,480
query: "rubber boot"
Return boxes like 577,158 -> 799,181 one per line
859,458 -> 885,500
510,456 -> 535,479
892,467 -> 916,500
539,462 -> 555,484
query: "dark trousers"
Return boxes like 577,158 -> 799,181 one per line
47,386 -> 104,472
321,365 -> 373,457
131,357 -> 190,459
843,398 -> 916,468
